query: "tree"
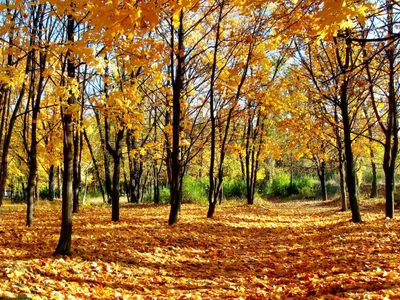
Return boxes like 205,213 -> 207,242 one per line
54,9 -> 76,256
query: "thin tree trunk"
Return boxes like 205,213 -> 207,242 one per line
54,12 -> 75,256
73,128 -> 80,213
317,161 -> 328,201
49,165 -> 55,201
341,83 -> 361,222
57,165 -> 62,199
105,118 -> 124,222
83,129 -> 106,203
169,10 -> 185,225
383,0 -> 397,218
207,1 -> 223,218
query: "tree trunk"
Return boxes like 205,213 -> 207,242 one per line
49,165 -> 55,201
317,161 -> 328,201
111,152 -> 121,222
105,122 -> 124,222
341,83 -> 361,222
370,158 -> 378,199
383,0 -> 397,219
207,2 -> 224,218
73,128 -> 80,213
57,165 -> 62,199
54,12 -> 75,256
168,10 -> 185,225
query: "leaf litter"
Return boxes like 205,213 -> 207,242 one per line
0,198 -> 399,299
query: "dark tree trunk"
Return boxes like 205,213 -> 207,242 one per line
383,0 -> 397,219
93,108 -> 112,203
207,2 -> 223,218
54,12 -> 75,256
111,151 -> 121,222
341,83 -> 361,222
168,10 -> 185,225
105,119 -> 124,222
153,165 -> 160,204
49,165 -> 55,201
370,158 -> 378,199
317,161 -> 328,201
24,3 -> 46,227
57,165 -> 62,199
334,107 -> 348,211
165,109 -> 172,188
72,128 -> 81,213
0,75 -> 27,207
0,15 -> 20,208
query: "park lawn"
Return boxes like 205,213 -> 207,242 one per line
0,198 -> 399,299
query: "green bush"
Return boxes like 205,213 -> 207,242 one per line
265,174 -> 315,198
142,185 -> 170,204
268,173 -> 291,197
295,176 -> 314,196
182,176 -> 208,203
223,179 -> 246,198
39,188 -> 60,200
159,186 -> 170,204
364,169 -> 384,185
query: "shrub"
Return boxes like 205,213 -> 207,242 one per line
182,176 -> 208,203
266,174 -> 316,198
142,185 -> 170,204
268,173 -> 291,197
223,179 -> 246,198
39,188 -> 60,200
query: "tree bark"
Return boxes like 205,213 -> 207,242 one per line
383,0 -> 397,218
317,161 -> 328,201
49,165 -> 55,201
105,118 -> 124,222
341,83 -> 361,222
169,10 -> 185,225
54,12 -> 75,256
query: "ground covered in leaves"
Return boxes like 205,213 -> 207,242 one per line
0,198 -> 399,299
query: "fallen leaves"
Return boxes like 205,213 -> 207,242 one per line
0,199 -> 399,299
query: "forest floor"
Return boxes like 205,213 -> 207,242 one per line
0,197 -> 399,299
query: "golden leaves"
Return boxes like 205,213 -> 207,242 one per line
1,199 -> 400,298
